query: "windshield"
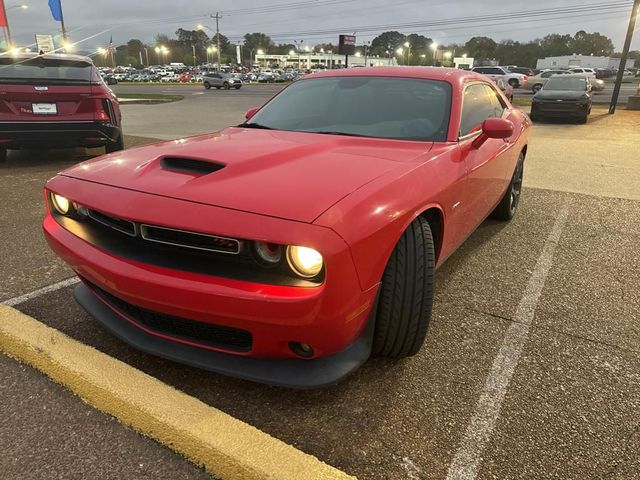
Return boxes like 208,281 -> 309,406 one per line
245,76 -> 452,142
544,77 -> 587,91
0,57 -> 99,84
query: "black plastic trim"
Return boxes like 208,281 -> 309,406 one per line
74,282 -> 377,389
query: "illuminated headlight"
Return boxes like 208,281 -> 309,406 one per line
51,194 -> 70,215
286,246 -> 323,278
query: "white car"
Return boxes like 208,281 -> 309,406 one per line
160,74 -> 179,82
471,66 -> 528,88
568,67 -> 596,78
527,69 -> 572,93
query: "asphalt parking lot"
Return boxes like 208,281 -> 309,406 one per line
2,98 -> 639,479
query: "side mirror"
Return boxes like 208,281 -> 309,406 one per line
472,118 -> 514,149
245,107 -> 259,120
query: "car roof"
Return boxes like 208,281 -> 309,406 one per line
304,66 -> 487,83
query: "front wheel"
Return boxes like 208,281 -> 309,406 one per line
223,82 -> 231,90
491,152 -> 524,221
373,216 -> 435,358
532,84 -> 542,93
508,78 -> 519,88
105,132 -> 124,154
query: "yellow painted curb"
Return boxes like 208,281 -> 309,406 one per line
0,304 -> 356,480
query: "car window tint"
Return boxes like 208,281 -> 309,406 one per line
460,83 -> 501,136
485,84 -> 506,114
246,77 -> 452,142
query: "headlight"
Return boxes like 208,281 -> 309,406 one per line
51,194 -> 70,214
286,246 -> 323,278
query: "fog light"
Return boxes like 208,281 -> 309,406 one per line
253,241 -> 282,265
286,245 -> 323,278
51,194 -> 70,215
289,341 -> 314,358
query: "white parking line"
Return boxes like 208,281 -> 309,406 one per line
3,277 -> 80,307
445,202 -> 570,480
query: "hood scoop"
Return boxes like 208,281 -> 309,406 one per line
160,156 -> 225,175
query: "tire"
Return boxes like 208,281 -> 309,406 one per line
105,131 -> 124,154
532,84 -> 542,93
0,149 -> 6,163
578,114 -> 588,124
204,82 -> 211,90
223,82 -> 230,90
491,152 -> 524,221
508,78 -> 519,88
373,216 -> 435,358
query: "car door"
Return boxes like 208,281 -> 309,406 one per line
457,82 -> 514,234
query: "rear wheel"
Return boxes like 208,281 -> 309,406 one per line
491,152 -> 524,221
105,131 -> 124,154
223,82 -> 231,90
532,84 -> 542,93
204,81 -> 211,90
508,78 -> 519,88
373,216 -> 435,358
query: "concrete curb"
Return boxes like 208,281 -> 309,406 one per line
0,304 -> 355,480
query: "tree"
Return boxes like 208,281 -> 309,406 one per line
570,31 -> 614,56
313,43 -> 336,52
370,31 -> 406,57
405,33 -> 432,65
464,36 -> 497,62
540,34 -> 572,57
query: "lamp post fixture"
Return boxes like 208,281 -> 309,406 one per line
197,23 -> 221,71
396,47 -> 404,65
430,42 -> 439,66
404,41 -> 411,65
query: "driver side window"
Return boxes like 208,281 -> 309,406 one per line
460,83 -> 503,137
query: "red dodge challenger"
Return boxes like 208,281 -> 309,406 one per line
43,67 -> 530,388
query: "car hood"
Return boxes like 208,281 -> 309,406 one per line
62,127 -> 432,223
534,90 -> 589,100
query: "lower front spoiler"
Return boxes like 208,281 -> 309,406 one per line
74,283 -> 376,389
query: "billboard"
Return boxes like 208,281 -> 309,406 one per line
338,35 -> 356,56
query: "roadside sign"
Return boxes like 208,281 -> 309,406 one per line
338,35 -> 356,56
35,34 -> 55,54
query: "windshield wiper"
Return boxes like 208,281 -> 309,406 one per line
311,131 -> 373,138
241,123 -> 275,130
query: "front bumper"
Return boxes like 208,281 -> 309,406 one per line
43,176 -> 379,386
0,121 -> 121,149
74,282 -> 376,388
531,101 -> 590,118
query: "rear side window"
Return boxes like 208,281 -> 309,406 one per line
460,83 -> 504,137
0,57 -> 97,84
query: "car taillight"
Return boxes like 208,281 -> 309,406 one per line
523,76 -> 528,82
95,99 -> 112,122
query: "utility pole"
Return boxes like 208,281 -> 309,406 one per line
211,12 -> 222,71
609,0 -> 639,114
192,44 -> 197,66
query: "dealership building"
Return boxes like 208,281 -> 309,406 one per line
254,52 -> 396,69
536,54 -> 635,70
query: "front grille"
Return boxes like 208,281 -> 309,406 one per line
141,224 -> 240,254
88,209 -> 239,254
88,209 -> 136,236
89,281 -> 253,352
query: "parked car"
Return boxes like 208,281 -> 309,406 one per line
507,66 -> 535,77
495,78 -> 513,101
43,67 -> 530,387
0,53 -> 124,162
530,75 -> 592,123
526,69 -> 572,93
101,73 -> 118,85
568,67 -> 596,78
591,78 -> 605,92
471,66 -> 528,88
203,72 -> 242,90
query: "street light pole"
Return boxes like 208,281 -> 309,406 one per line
2,4 -> 28,49
609,0 -> 640,114
210,12 -> 222,71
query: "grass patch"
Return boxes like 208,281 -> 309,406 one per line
511,97 -> 532,107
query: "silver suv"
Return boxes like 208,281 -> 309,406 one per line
203,72 -> 242,90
